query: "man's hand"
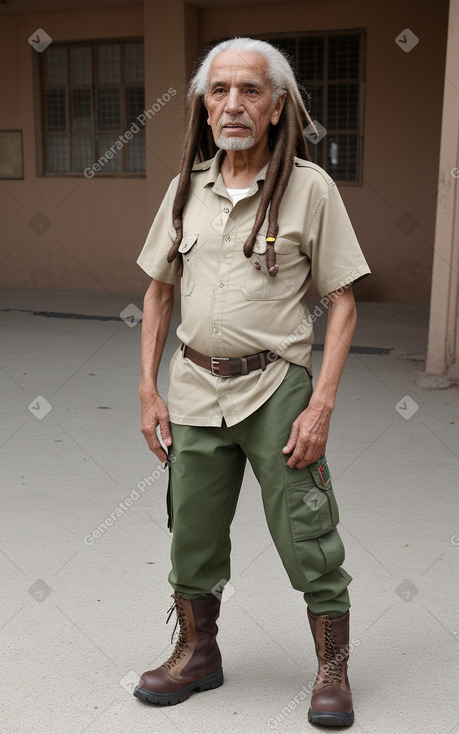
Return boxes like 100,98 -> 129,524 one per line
140,390 -> 172,463
282,286 -> 357,469
282,401 -> 332,468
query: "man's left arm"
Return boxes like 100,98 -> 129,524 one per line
283,285 -> 357,469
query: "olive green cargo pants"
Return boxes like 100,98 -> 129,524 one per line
168,363 -> 351,617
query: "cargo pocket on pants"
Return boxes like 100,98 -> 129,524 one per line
285,456 -> 339,540
284,456 -> 343,583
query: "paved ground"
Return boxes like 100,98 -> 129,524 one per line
1,287 -> 458,734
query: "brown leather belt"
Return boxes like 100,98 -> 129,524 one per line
181,343 -> 279,377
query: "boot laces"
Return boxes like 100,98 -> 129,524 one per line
164,594 -> 189,669
322,617 -> 344,688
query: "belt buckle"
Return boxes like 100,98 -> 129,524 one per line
211,357 -> 229,377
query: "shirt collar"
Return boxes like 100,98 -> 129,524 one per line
200,149 -> 270,198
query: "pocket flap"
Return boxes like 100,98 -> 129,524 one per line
178,233 -> 199,254
253,235 -> 297,255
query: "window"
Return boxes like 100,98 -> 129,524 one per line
39,40 -> 145,175
264,31 -> 365,183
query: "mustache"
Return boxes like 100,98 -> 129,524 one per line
216,115 -> 255,134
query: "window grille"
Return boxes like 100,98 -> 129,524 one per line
264,31 -> 365,183
39,40 -> 145,175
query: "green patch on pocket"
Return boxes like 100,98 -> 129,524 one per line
317,460 -> 331,486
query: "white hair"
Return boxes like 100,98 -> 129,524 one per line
189,36 -> 311,122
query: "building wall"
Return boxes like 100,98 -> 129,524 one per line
0,4 -> 174,295
0,0 -> 450,301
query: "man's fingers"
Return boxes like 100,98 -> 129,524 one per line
285,433 -> 325,468
158,417 -> 172,447
152,442 -> 168,463
295,451 -> 321,469
286,447 -> 305,468
282,423 -> 299,454
143,427 -> 168,463
284,423 -> 308,468
288,443 -> 326,469
152,418 -> 171,462
139,393 -> 171,461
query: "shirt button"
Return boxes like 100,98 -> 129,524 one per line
223,207 -> 230,213
224,235 -> 232,242
212,327 -> 220,334
218,282 -> 224,288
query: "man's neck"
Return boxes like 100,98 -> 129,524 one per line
220,143 -> 271,188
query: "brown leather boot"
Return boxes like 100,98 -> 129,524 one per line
133,593 -> 223,705
307,609 -> 354,727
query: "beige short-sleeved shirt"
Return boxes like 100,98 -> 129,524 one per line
137,150 -> 370,427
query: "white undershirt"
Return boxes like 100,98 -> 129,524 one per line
226,187 -> 251,205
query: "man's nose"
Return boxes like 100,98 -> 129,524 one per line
224,88 -> 243,115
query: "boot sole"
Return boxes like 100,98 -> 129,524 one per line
133,667 -> 224,706
308,707 -> 354,727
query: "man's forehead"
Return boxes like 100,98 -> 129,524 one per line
208,49 -> 269,82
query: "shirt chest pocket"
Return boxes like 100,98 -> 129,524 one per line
179,233 -> 199,296
241,236 -> 300,301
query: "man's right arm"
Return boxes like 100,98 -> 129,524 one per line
139,278 -> 175,462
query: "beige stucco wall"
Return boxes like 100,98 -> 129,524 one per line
0,0 -> 450,301
143,0 -> 191,282
0,6 -> 147,292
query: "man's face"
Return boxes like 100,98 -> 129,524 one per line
205,49 -> 285,152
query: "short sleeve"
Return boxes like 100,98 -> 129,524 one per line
304,182 -> 371,297
136,176 -> 182,285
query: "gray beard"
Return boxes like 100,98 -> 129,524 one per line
216,135 -> 255,150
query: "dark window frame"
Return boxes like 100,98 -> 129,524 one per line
257,28 -> 366,186
38,38 -> 145,177
256,29 -> 366,184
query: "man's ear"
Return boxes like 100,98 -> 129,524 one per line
203,97 -> 211,126
271,91 -> 287,126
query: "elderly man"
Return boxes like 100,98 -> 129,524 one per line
133,37 -> 370,728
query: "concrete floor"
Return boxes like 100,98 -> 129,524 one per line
1,287 -> 458,734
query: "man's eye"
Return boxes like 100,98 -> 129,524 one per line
246,89 -> 258,95
213,88 -> 226,95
